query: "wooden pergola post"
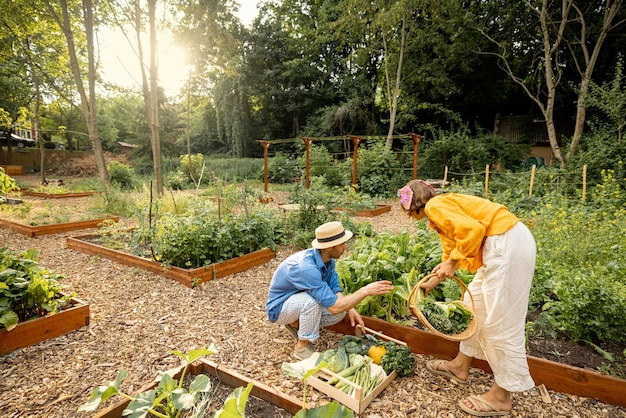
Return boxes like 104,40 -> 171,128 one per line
259,141 -> 271,192
349,135 -> 362,187
302,137 -> 314,189
409,133 -> 422,179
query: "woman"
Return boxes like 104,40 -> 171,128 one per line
399,179 -> 536,416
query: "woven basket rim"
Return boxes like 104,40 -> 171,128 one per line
408,273 -> 478,341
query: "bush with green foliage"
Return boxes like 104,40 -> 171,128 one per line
268,151 -> 301,184
165,170 -> 191,190
356,141 -> 404,197
180,153 -> 205,183
107,161 -> 136,190
296,144 -> 349,187
419,129 -> 529,180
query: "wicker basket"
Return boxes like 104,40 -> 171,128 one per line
408,273 -> 478,341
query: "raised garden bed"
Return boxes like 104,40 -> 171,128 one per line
21,190 -> 101,198
0,216 -> 119,237
341,203 -> 392,217
0,297 -> 90,355
92,358 -> 303,418
0,165 -> 24,176
279,203 -> 392,217
67,233 -> 276,288
327,316 -> 626,409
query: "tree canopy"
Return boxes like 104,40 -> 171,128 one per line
1,0 -> 625,168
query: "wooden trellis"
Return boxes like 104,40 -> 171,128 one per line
256,134 -> 422,192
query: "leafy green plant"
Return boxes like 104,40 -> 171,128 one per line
79,346 -> 255,418
337,229 -> 442,323
0,247 -> 74,331
107,161 -> 137,190
95,192 -> 283,269
0,167 -> 19,199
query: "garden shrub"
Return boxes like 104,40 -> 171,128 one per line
356,141 -> 403,198
419,129 -> 529,181
268,151 -> 301,183
107,161 -> 136,190
180,153 -> 205,183
165,170 -> 191,190
296,144 -> 349,188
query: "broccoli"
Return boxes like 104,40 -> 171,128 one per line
379,342 -> 415,377
417,297 -> 473,334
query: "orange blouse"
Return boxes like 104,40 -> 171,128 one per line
424,193 -> 519,273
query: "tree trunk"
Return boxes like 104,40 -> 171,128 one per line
27,45 -> 45,184
538,0 -> 565,166
148,0 -> 163,195
48,0 -> 109,188
565,0 -> 622,161
384,16 -> 408,148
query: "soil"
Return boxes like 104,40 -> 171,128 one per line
1,174 -> 625,418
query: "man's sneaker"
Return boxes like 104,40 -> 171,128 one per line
293,344 -> 315,360
284,324 -> 299,341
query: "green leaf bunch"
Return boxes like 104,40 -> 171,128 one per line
337,229 -> 442,323
0,167 -> 19,197
0,247 -> 72,331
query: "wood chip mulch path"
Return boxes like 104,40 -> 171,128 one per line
1,198 -> 625,418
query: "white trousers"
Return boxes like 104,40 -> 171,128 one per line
275,292 -> 345,342
460,222 -> 536,392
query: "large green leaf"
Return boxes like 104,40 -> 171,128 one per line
211,381 -> 254,417
122,390 -> 156,418
78,370 -> 128,412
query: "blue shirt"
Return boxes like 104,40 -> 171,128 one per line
266,248 -> 342,322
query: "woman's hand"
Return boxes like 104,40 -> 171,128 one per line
432,259 -> 458,280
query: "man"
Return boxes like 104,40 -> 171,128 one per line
266,221 -> 393,359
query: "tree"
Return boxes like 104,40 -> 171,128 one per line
476,0 -> 624,166
586,54 -> 626,144
43,0 -> 110,186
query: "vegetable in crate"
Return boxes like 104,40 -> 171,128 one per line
417,297 -> 473,334
379,342 -> 414,377
338,334 -> 414,377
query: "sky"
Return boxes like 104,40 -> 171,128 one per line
99,1 -> 260,97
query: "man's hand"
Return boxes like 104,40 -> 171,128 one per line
347,308 -> 365,331
362,280 -> 394,296
328,280 -> 393,315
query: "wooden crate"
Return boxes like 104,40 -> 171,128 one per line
306,327 -> 405,414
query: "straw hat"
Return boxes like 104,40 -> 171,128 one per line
311,221 -> 353,249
